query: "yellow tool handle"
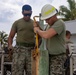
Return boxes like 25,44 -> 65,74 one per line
33,16 -> 39,54
36,33 -> 39,53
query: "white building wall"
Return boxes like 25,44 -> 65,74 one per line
70,34 -> 76,44
65,20 -> 76,44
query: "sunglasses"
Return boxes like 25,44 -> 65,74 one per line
23,13 -> 31,16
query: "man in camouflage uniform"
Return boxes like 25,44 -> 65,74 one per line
8,4 -> 35,75
65,30 -> 73,75
34,4 -> 66,75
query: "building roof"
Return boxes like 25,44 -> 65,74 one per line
65,20 -> 76,34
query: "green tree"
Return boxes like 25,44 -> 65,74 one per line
0,31 -> 8,48
58,0 -> 76,21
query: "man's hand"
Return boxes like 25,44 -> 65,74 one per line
8,45 -> 13,60
8,45 -> 13,50
34,27 -> 40,33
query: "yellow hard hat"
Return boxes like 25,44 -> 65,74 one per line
41,4 -> 57,20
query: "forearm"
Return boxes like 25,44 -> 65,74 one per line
34,26 -> 56,39
8,37 -> 13,46
8,30 -> 15,47
37,29 -> 48,39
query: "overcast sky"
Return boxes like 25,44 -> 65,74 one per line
0,0 -> 68,34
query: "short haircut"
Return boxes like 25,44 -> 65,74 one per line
22,4 -> 32,11
66,30 -> 71,36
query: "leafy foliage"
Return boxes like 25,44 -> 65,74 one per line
0,31 -> 8,48
58,0 -> 76,21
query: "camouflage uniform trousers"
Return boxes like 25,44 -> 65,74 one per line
49,54 -> 66,75
12,45 -> 34,75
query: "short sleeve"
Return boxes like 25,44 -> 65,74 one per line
11,21 -> 18,32
52,20 -> 65,35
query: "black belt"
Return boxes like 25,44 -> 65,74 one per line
49,53 -> 66,57
16,42 -> 35,47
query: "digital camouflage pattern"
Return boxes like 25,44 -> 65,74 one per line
12,46 -> 34,75
49,54 -> 66,75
